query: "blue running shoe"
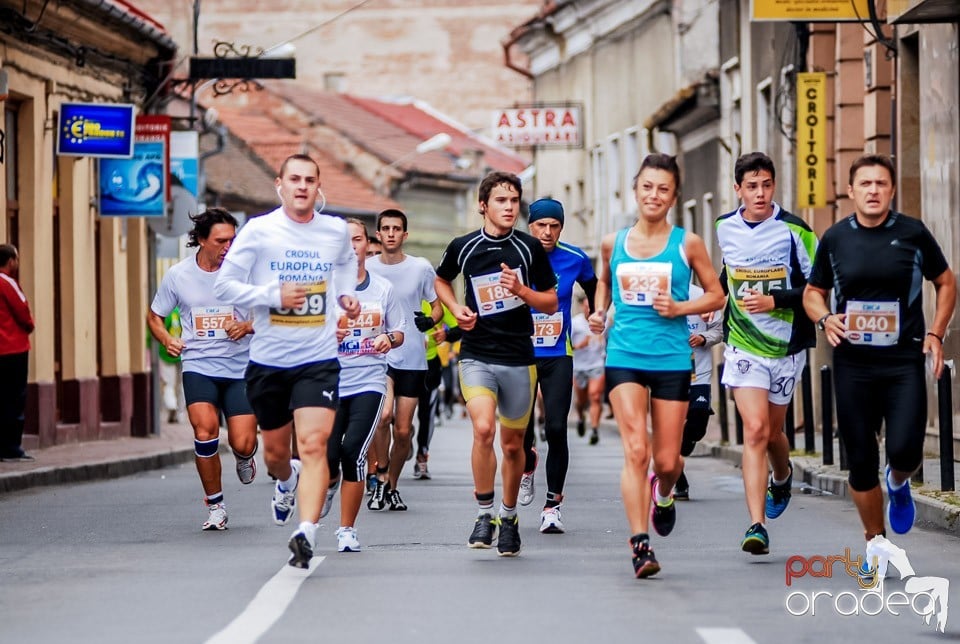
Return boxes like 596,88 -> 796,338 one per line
765,463 -> 793,519
741,522 -> 769,555
885,465 -> 915,534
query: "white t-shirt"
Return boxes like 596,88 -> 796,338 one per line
686,283 -> 724,386
151,255 -> 251,378
571,313 -> 605,372
214,208 -> 358,368
335,272 -> 406,397
367,254 -> 437,371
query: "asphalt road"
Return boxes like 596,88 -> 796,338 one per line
2,411 -> 959,644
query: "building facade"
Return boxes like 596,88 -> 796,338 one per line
1,0 -> 176,446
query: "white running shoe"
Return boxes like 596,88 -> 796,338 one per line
413,460 -> 431,480
336,526 -> 361,552
271,459 -> 301,525
539,506 -> 564,534
235,446 -> 258,485
320,479 -> 340,519
202,503 -> 228,531
519,471 -> 535,507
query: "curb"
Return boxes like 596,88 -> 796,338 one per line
0,447 -> 195,495
704,441 -> 960,537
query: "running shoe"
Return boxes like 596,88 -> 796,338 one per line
497,515 -> 521,556
741,522 -> 770,555
519,472 -> 535,507
387,488 -> 408,511
885,465 -> 915,534
413,459 -> 431,480
336,526 -> 361,553
765,462 -> 793,519
320,479 -> 340,519
630,537 -> 660,578
674,471 -> 690,501
287,529 -> 313,569
366,473 -> 378,496
576,418 -> 586,437
271,460 -> 301,525
650,475 -> 676,537
589,429 -> 599,445
234,445 -> 258,485
539,507 -> 565,534
202,502 -> 228,531
468,513 -> 498,549
367,479 -> 388,511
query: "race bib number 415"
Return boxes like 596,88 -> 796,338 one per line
728,265 -> 788,306
270,281 -> 327,327
616,262 -> 671,306
845,300 -> 900,346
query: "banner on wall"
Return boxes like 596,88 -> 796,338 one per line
98,116 -> 171,217
796,73 -> 827,209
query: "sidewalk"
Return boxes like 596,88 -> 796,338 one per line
0,420 -> 196,494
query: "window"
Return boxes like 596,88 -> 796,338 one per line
606,136 -> 621,221
625,128 -> 639,213
682,199 -> 697,234
701,192 -> 715,261
756,77 -> 773,155
4,107 -> 18,245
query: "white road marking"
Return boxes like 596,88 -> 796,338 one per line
696,627 -> 759,644
204,556 -> 325,644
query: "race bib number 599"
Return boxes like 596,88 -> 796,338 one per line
270,282 -> 327,327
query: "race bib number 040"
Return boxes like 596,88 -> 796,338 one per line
532,311 -> 563,347
616,262 -> 671,306
728,265 -> 787,306
192,305 -> 234,340
845,300 -> 900,346
270,281 -> 327,327
471,269 -> 524,317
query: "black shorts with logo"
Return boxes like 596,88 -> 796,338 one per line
388,366 -> 427,399
245,359 -> 340,430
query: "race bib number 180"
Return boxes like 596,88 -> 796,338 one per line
471,269 -> 525,317
270,281 -> 327,327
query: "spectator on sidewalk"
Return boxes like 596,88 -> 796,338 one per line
0,244 -> 35,462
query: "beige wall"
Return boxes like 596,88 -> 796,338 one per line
136,0 -> 541,133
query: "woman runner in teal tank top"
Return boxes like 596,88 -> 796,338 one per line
588,154 -> 724,579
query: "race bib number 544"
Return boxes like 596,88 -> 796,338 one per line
270,282 -> 327,327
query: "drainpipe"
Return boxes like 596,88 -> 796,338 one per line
503,28 -> 534,79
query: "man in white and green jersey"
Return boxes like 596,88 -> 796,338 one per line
715,152 -> 818,556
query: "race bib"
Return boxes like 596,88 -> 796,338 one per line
269,281 -> 327,327
192,305 -> 234,340
532,311 -> 563,347
728,265 -> 788,306
845,300 -> 900,346
337,303 -> 384,356
616,262 -> 671,306
471,269 -> 524,317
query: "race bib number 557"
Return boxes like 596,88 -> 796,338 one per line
270,281 -> 327,327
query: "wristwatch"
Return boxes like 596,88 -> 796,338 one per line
386,332 -> 397,346
817,313 -> 831,331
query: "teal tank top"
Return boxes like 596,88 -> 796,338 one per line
607,225 -> 692,371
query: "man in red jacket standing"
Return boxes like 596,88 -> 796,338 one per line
0,244 -> 35,462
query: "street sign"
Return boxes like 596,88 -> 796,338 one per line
492,104 -> 583,148
751,0 -> 871,21
188,57 -> 295,80
57,103 -> 135,158
796,73 -> 827,208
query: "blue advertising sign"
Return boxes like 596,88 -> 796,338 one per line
57,103 -> 136,158
99,141 -> 166,217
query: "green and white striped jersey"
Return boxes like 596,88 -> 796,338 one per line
715,203 -> 818,358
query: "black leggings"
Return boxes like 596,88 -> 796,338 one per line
416,357 -> 443,457
328,391 -> 384,482
681,384 -> 712,457
523,356 -> 573,496
833,358 -> 926,492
